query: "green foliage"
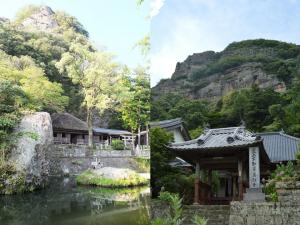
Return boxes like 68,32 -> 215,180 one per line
189,127 -> 203,139
0,163 -> 26,194
133,157 -> 150,172
264,180 -> 278,202
111,139 -> 125,150
192,215 -> 208,225
296,148 -> 300,165
54,11 -> 89,37
76,169 -> 148,187
14,5 -> 40,24
118,66 -> 150,134
271,161 -> 297,182
264,161 -> 298,202
151,192 -> 184,225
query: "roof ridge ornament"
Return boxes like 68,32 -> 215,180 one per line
203,122 -> 210,132
227,136 -> 235,143
240,119 -> 246,128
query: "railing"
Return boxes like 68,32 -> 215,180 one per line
54,137 -> 70,144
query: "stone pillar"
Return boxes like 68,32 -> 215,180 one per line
194,162 -> 200,204
249,146 -> 260,188
243,146 -> 265,202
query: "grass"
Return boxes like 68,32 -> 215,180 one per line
132,157 -> 150,172
76,170 -> 148,188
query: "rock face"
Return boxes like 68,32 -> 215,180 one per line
10,112 -> 53,189
152,42 -> 289,101
0,17 -> 9,24
21,6 -> 58,32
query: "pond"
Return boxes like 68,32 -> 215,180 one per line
0,177 -> 150,225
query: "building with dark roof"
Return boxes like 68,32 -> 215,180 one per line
258,131 -> 299,163
150,118 -> 190,142
166,125 -> 300,205
51,113 -> 133,147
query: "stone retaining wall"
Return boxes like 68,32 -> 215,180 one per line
47,144 -> 150,176
229,184 -> 300,225
152,184 -> 300,225
151,201 -> 230,225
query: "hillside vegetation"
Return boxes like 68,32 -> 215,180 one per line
151,39 -> 300,137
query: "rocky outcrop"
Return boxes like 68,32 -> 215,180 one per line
153,41 -> 290,101
9,112 -> 53,190
172,51 -> 217,80
0,17 -> 9,24
153,62 -> 284,100
21,6 -> 58,32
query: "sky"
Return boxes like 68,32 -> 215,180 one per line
0,0 -> 150,69
150,0 -> 300,86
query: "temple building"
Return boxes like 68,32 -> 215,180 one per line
150,118 -> 191,142
51,113 -> 133,147
167,125 -> 299,205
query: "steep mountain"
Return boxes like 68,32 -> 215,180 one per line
20,6 -> 58,32
0,5 -> 89,119
152,39 -> 300,100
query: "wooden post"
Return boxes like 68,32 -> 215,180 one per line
208,170 -> 212,203
232,176 -> 237,200
238,159 -> 243,200
194,162 -> 200,204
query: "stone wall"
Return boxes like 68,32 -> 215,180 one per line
47,144 -> 150,176
151,201 -> 230,225
229,184 -> 300,225
152,184 -> 300,225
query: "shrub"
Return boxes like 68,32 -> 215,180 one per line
192,215 -> 208,225
264,161 -> 297,202
111,139 -> 125,150
76,169 -> 148,187
133,157 -> 150,172
151,191 -> 184,225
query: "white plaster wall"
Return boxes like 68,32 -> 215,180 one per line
172,128 -> 185,143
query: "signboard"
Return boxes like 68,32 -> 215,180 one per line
249,147 -> 260,188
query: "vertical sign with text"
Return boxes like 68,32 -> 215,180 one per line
249,147 -> 260,188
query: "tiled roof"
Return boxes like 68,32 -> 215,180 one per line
258,132 -> 299,163
93,128 -> 131,136
51,113 -> 88,131
169,127 -> 261,150
150,118 -> 191,141
150,118 -> 183,130
168,157 -> 192,167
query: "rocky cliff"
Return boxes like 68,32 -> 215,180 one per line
7,112 -> 52,193
152,39 -> 299,100
21,6 -> 58,32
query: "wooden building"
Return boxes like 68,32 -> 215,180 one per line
168,126 -> 300,205
51,113 -> 133,147
168,126 -> 270,204
52,113 -> 89,144
150,118 -> 191,143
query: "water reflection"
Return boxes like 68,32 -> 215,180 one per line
0,177 -> 150,225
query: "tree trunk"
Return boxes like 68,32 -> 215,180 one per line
138,125 -> 141,149
131,129 -> 135,156
146,124 -> 149,147
87,107 -> 93,147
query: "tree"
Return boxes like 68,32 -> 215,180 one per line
119,66 -> 150,153
56,41 -> 119,146
0,80 -> 29,163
